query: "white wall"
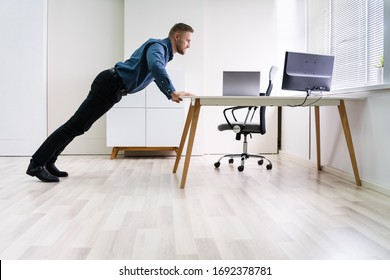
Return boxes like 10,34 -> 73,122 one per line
0,0 -> 47,156
275,0 -> 309,159
202,0 -> 279,155
311,94 -> 390,188
123,0 -> 205,154
276,0 -> 390,189
47,0 -> 124,154
123,0 -> 280,156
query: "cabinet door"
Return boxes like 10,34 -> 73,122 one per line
106,108 -> 145,146
114,90 -> 145,108
146,70 -> 185,108
146,108 -> 184,146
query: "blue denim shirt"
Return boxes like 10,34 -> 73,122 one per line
114,38 -> 175,100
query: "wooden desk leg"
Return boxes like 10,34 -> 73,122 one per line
180,99 -> 201,189
110,147 -> 120,159
173,103 -> 195,173
314,106 -> 322,170
338,100 -> 362,186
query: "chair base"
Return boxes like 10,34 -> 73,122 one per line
213,133 -> 272,172
214,153 -> 272,172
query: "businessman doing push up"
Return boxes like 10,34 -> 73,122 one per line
27,23 -> 194,182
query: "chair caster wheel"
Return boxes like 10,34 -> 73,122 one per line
266,164 -> 272,170
214,162 -> 220,168
237,165 -> 244,172
228,158 -> 234,164
257,159 -> 264,165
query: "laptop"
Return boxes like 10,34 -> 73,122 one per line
222,71 -> 261,96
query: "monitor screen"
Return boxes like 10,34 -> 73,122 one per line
282,51 -> 334,94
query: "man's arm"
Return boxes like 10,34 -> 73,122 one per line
147,43 -> 194,103
146,43 -> 176,99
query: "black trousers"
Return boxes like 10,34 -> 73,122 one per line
32,69 -> 123,166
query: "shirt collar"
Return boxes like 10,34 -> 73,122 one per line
163,37 -> 174,61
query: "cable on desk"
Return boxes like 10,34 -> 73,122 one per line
288,89 -> 324,107
288,93 -> 309,107
302,94 -> 323,106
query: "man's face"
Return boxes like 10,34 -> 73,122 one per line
175,31 -> 192,55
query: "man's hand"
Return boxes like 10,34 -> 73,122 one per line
171,91 -> 194,103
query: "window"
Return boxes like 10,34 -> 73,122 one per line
307,0 -> 384,89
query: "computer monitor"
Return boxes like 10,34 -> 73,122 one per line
282,51 -> 335,95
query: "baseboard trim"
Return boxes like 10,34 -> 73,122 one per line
278,150 -> 390,197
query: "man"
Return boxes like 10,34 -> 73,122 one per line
26,23 -> 194,182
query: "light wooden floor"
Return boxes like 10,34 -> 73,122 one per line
1,154 -> 390,260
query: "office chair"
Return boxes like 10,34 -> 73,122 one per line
214,65 -> 278,172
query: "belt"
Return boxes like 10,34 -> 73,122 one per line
109,67 -> 127,96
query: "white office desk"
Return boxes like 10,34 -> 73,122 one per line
173,95 -> 363,189
194,95 -> 341,106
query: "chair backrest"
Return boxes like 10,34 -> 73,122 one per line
259,65 -> 278,134
264,65 -> 278,96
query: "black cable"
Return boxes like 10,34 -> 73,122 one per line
288,88 -> 324,107
303,94 -> 323,106
288,92 -> 309,107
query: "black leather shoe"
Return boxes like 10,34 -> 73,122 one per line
46,163 -> 68,177
26,160 -> 59,183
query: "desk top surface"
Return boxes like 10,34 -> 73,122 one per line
185,94 -> 363,107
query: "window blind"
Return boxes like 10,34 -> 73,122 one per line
307,0 -> 383,89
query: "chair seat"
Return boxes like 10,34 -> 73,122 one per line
217,122 -> 263,134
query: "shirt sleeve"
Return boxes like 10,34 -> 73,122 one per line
146,43 -> 176,100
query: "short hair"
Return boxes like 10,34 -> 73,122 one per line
169,23 -> 194,38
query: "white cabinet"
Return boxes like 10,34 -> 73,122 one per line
106,71 -> 185,158
106,107 -> 146,147
146,108 -> 185,146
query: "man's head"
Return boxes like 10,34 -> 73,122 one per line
169,23 -> 194,55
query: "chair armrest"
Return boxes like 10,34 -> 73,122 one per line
223,106 -> 255,128
222,106 -> 241,128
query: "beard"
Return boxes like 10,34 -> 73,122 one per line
176,43 -> 186,55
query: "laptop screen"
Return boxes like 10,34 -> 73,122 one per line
222,71 -> 261,96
